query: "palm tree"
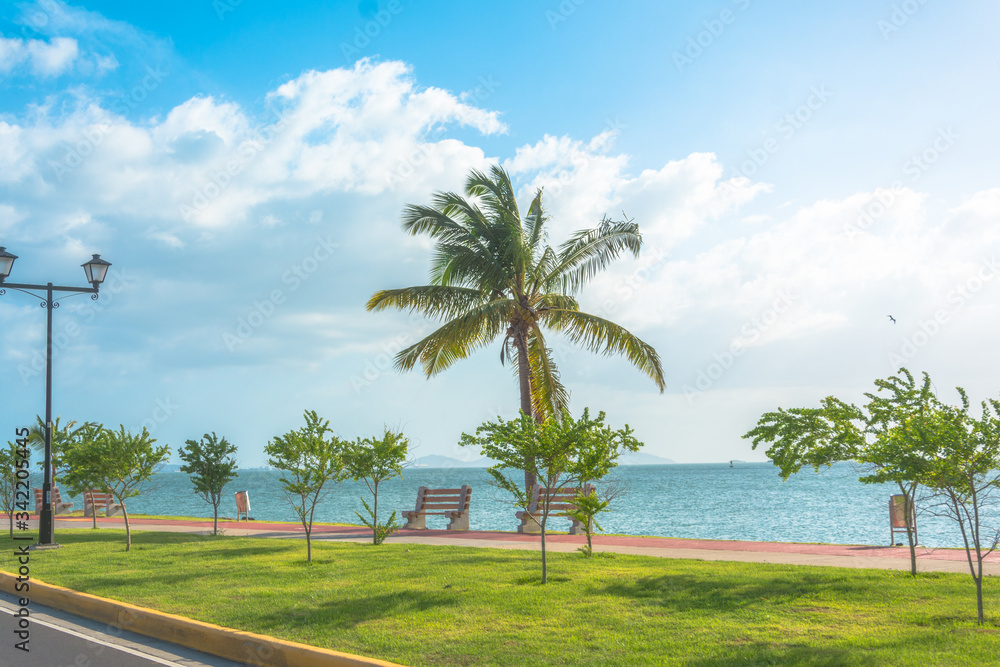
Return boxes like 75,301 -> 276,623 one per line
367,165 -> 665,490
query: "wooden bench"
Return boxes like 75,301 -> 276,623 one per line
402,486 -> 471,530
516,484 -> 594,535
83,489 -> 123,517
33,486 -> 74,515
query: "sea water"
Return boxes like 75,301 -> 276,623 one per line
44,462 -> 997,549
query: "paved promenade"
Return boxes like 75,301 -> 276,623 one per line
52,516 -> 1000,575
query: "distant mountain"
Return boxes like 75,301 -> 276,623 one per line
618,452 -> 676,466
410,455 -> 494,468
158,463 -> 183,473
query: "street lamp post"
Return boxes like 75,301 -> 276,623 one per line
0,248 -> 112,547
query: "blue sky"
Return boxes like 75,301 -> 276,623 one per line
1,0 -> 998,466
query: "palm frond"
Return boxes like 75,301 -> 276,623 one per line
523,189 -> 547,253
526,246 -> 558,297
536,293 -> 579,312
545,216 -> 642,293
466,166 -> 520,225
430,242 -> 513,291
395,298 -> 516,377
365,285 -> 489,321
401,203 -> 466,240
544,308 -> 665,392
466,167 -> 529,279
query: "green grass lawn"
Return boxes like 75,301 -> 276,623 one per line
3,529 -> 999,666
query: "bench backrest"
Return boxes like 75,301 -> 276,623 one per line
34,486 -> 70,511
414,486 -> 471,512
84,490 -> 114,505
529,484 -> 594,514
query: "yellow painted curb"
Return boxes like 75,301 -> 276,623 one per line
0,571 -> 404,667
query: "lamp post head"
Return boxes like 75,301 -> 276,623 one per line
0,247 -> 16,283
82,254 -> 111,288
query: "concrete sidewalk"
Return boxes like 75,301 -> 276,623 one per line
51,516 -> 1000,575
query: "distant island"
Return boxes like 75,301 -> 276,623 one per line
617,452 -> 676,466
409,455 -> 495,468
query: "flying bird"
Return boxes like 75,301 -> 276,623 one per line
887,315 -> 896,324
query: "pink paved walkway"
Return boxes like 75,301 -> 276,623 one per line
51,515 -> 1000,570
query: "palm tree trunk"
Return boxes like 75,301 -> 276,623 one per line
516,330 -> 536,492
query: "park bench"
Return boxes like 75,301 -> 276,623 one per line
83,489 -> 123,517
516,483 -> 594,535
402,485 -> 472,530
32,486 -> 74,515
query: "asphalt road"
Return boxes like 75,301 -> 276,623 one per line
0,592 -> 249,667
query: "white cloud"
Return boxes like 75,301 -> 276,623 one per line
149,230 -> 184,248
0,59 -> 509,239
0,35 -> 78,77
27,35 -> 77,75
0,36 -> 28,72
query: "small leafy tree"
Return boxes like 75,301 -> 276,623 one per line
61,426 -> 170,551
265,410 -> 346,562
566,489 -> 610,557
56,422 -> 107,529
919,396 -> 1000,625
744,369 -> 941,576
178,432 -> 239,536
461,408 -> 641,583
345,428 -> 408,545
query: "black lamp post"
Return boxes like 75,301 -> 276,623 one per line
0,247 -> 112,547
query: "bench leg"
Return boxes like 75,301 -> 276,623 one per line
447,511 -> 469,531
517,513 -> 541,534
107,505 -> 121,518
403,512 -> 426,530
